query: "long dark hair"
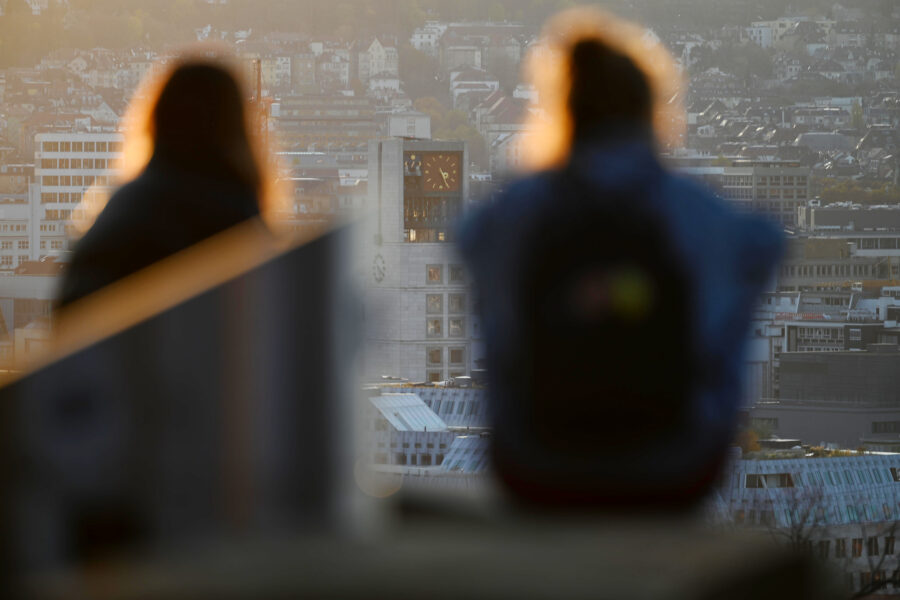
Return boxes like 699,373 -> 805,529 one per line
151,62 -> 261,193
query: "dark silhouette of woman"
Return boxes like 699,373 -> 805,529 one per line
58,56 -> 273,308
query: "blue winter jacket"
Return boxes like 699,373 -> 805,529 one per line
457,133 -> 784,497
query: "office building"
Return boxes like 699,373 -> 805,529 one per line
712,453 -> 900,594
275,95 -> 377,151
677,162 -> 811,227
751,345 -> 900,447
33,132 -> 124,256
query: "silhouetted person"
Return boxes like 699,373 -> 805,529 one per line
58,59 -> 267,308
458,9 -> 783,508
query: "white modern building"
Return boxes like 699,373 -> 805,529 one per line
33,132 -> 124,257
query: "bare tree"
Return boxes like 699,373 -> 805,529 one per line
763,486 -> 828,551
850,519 -> 900,599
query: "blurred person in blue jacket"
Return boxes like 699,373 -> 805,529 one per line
458,8 -> 783,508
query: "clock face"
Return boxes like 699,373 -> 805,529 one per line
422,153 -> 460,192
372,254 -> 386,283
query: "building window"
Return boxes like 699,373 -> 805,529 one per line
427,347 -> 443,366
885,536 -> 895,555
427,318 -> 443,338
449,293 -> 466,314
868,537 -> 880,556
395,453 -> 407,465
449,347 -> 464,366
0,241 -> 11,250
420,454 -> 432,466
426,294 -> 442,314
849,328 -> 862,342
426,264 -> 442,284
817,540 -> 830,559
835,539 -> 847,558
448,318 -> 465,337
17,240 -> 28,250
852,538 -> 863,557
449,264 -> 465,283
426,370 -> 443,383
873,422 -> 900,434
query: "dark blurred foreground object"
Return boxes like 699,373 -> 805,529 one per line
58,61 -> 265,308
21,500 -> 841,600
0,222 -> 355,588
458,29 -> 783,507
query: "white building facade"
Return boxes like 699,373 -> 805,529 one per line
33,132 -> 124,257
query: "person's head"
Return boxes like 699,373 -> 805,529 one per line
522,8 -> 685,170
72,48 -> 282,236
567,39 -> 652,140
151,61 -> 260,192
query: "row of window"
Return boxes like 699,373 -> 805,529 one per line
426,317 -> 465,338
426,293 -> 466,314
0,240 -> 28,250
42,192 -> 84,204
426,264 -> 465,285
427,346 -> 465,367
827,536 -> 896,559
41,158 -> 114,170
375,452 -> 444,467
0,224 -> 26,232
41,141 -> 122,153
797,327 -> 843,339
0,256 -> 26,267
427,370 -> 466,383
746,467 -> 900,490
44,209 -> 73,221
42,175 -> 112,187
781,263 -> 877,278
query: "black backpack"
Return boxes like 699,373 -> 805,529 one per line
513,167 -> 695,465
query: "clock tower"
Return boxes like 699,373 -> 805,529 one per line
363,139 -> 477,383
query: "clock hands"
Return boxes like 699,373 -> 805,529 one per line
440,168 -> 450,188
